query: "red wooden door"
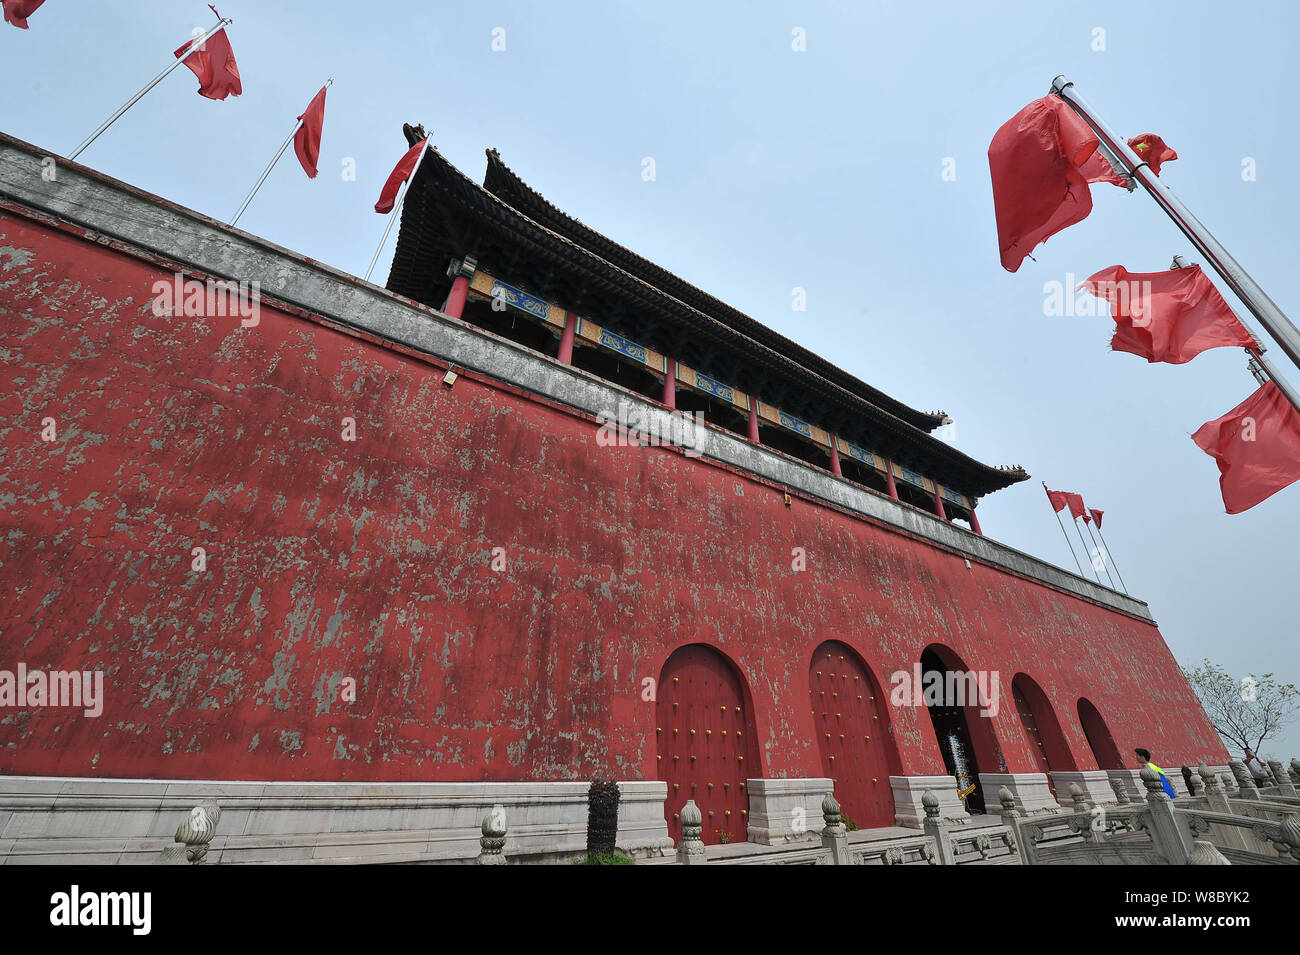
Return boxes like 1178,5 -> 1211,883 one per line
808,642 -> 897,830
1013,681 -> 1056,796
657,645 -> 754,845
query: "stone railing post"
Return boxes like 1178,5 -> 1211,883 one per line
1069,783 -> 1091,813
922,790 -> 955,866
1186,770 -> 1204,797
476,804 -> 507,865
156,801 -> 221,865
676,799 -> 708,865
1109,777 -> 1131,805
1199,764 -> 1230,813
998,786 -> 1031,866
1140,766 -> 1191,865
1229,760 -> 1261,800
1267,760 -> 1297,797
1187,841 -> 1231,865
1221,771 -> 1237,795
820,793 -> 852,865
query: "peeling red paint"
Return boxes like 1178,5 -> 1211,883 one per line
0,210 -> 1227,784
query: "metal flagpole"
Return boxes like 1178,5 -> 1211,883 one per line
1082,518 -> 1117,590
365,141 -> 428,283
1169,254 -> 1300,414
1050,75 -> 1300,388
230,79 -> 334,227
1072,516 -> 1102,583
1093,525 -> 1128,593
1045,483 -> 1085,576
69,18 -> 234,162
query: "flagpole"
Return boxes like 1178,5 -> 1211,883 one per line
1050,75 -> 1300,381
69,19 -> 234,162
365,143 -> 427,284
1082,519 -> 1117,590
1045,483 -> 1085,576
230,78 -> 334,227
1169,255 -> 1300,415
1094,525 -> 1129,593
1073,516 -> 1102,584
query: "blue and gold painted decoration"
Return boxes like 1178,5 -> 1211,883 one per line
469,269 -> 567,328
777,411 -> 831,449
941,485 -> 970,509
837,437 -> 885,473
677,364 -> 752,412
576,317 -> 666,374
892,462 -> 935,494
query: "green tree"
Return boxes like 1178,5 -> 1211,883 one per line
1182,659 -> 1299,757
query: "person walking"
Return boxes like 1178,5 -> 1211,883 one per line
1135,747 -> 1177,798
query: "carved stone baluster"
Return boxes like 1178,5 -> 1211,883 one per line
1109,777 -> 1132,805
922,790 -> 954,866
1229,759 -> 1260,801
155,801 -> 221,865
821,792 -> 851,865
476,804 -> 507,865
1140,766 -> 1191,865
676,799 -> 708,865
1267,760 -> 1296,797
1187,841 -> 1231,865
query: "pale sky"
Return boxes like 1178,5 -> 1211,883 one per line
2,0 -> 1295,760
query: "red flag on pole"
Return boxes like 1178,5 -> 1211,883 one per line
988,96 -> 1099,272
1081,510 -> 1092,524
174,25 -> 242,100
1044,486 -> 1069,513
1078,264 -> 1256,364
1063,492 -> 1087,520
294,86 -> 328,179
1090,508 -> 1103,529
1129,133 -> 1178,176
2,0 -> 44,28
375,138 -> 427,214
1080,149 -> 1126,187
1192,381 -> 1300,513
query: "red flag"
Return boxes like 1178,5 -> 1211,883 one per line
2,0 -> 44,28
1129,133 -> 1177,176
1044,485 -> 1069,513
1081,510 -> 1092,524
1078,264 -> 1256,364
1192,382 -> 1300,514
174,26 -> 242,101
294,86 -> 328,179
375,139 -> 427,214
1080,148 -> 1126,187
1090,508 -> 1103,529
989,96 -> 1099,272
1064,492 -> 1086,520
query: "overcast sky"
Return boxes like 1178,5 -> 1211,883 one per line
3,0 -> 1295,760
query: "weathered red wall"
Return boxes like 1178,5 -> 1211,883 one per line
0,208 -> 1227,782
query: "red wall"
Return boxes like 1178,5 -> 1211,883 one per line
0,209 -> 1228,782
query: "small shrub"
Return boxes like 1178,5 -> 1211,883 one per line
573,850 -> 635,865
842,813 -> 859,833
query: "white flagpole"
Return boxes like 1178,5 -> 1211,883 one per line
365,141 -> 428,284
1093,525 -> 1129,593
230,78 -> 334,227
69,18 -> 234,162
1050,75 -> 1300,383
1082,518 -> 1117,590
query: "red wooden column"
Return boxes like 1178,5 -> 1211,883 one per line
662,359 -> 676,408
884,460 -> 899,500
442,255 -> 477,319
557,311 -> 577,365
828,435 -> 842,477
933,486 -> 948,521
747,403 -> 760,444
969,506 -> 983,536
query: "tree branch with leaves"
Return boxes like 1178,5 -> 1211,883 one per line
1182,659 -> 1299,757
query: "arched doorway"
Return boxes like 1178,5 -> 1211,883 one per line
1011,674 -> 1077,797
1077,697 -> 1124,770
656,644 -> 757,845
808,641 -> 901,829
919,645 -> 1007,814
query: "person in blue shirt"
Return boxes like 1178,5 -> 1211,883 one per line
1135,747 -> 1177,799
